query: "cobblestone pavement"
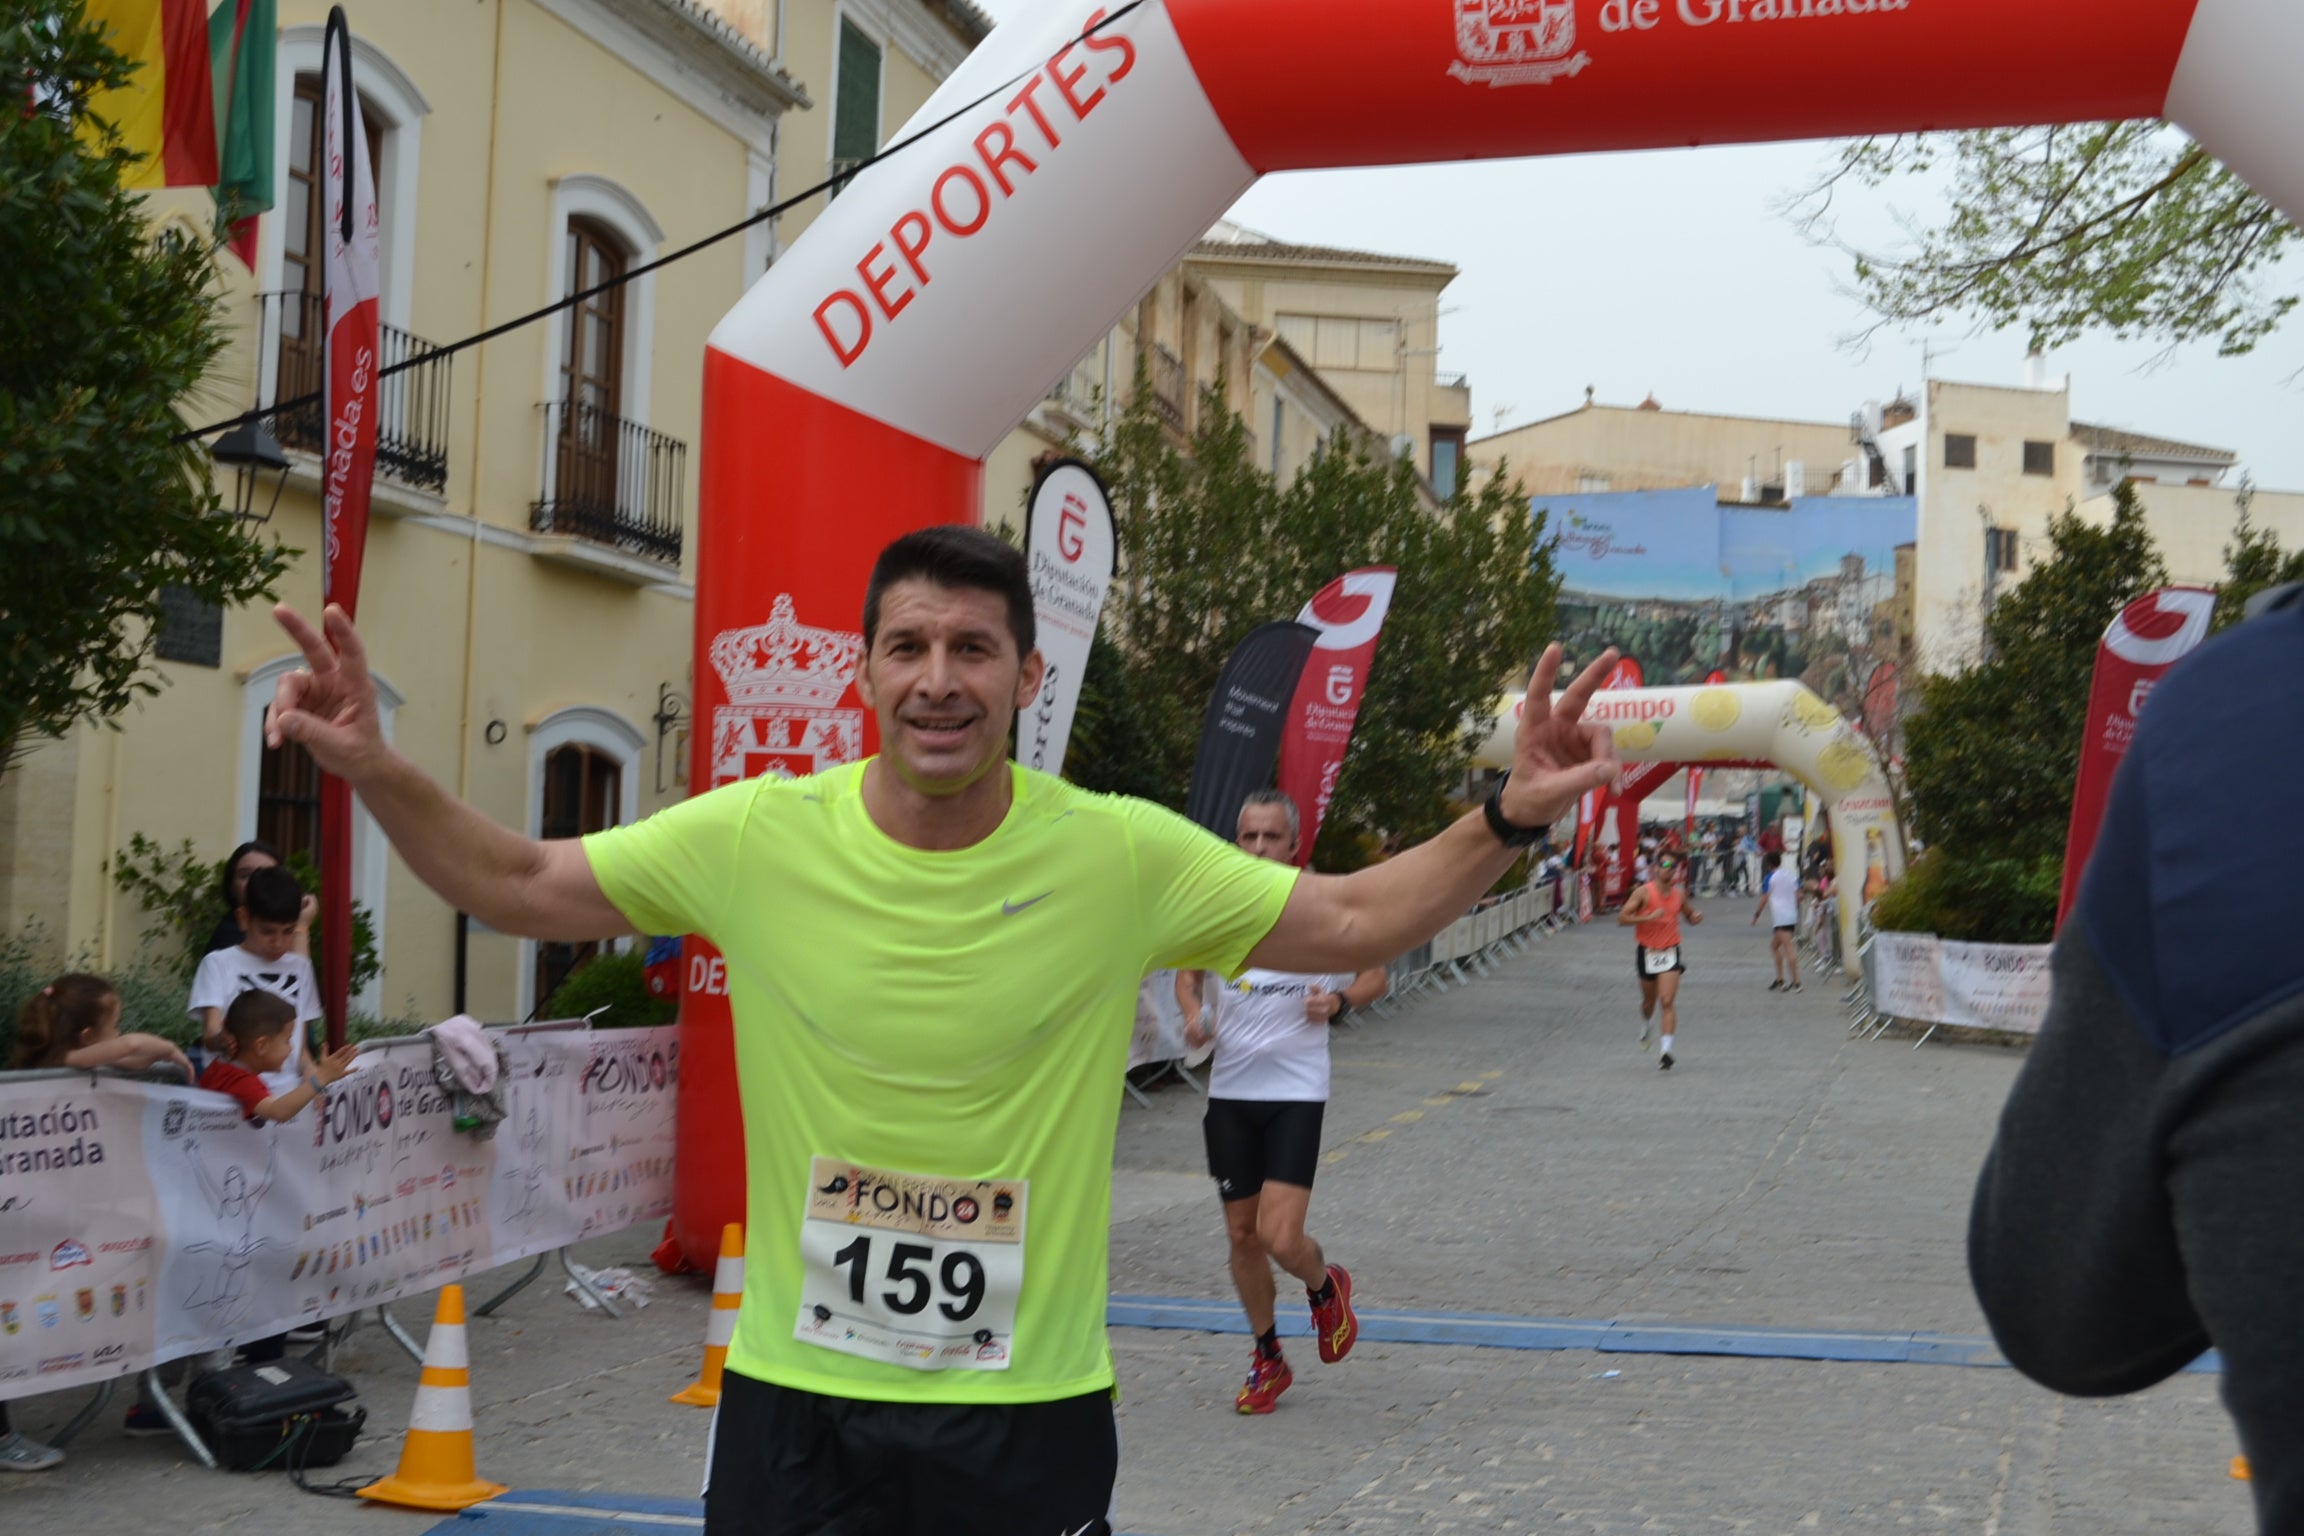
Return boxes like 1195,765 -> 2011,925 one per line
0,915 -> 2257,1534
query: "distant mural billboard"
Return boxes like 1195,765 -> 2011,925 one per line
1536,486 -> 1918,730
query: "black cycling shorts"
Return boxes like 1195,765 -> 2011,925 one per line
703,1370 -> 1116,1535
1203,1097 -> 1326,1201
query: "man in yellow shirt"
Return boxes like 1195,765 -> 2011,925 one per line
265,526 -> 1619,1536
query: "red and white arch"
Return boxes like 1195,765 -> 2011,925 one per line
666,0 -> 2302,1263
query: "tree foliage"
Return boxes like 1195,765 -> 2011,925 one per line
1887,484 -> 2165,940
1065,369 -> 1559,870
0,4 -> 289,777
2214,492 -> 2304,631
1788,125 -> 2297,356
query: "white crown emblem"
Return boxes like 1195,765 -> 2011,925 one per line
709,595 -> 865,710
1449,0 -> 1589,87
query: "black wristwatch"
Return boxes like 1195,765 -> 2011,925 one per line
1483,772 -> 1546,848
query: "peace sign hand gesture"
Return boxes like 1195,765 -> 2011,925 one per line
1497,644 -> 1622,832
264,603 -> 388,782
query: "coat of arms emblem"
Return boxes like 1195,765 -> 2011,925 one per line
707,594 -> 867,784
1449,0 -> 1590,87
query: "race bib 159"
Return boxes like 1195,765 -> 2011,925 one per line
793,1157 -> 1027,1372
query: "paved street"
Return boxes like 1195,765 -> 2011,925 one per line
0,913 -> 2257,1534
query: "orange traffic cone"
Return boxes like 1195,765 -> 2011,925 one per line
672,1223 -> 744,1407
2233,1455 -> 2252,1481
358,1285 -> 509,1512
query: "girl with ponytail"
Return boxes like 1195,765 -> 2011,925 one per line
11,974 -> 191,1078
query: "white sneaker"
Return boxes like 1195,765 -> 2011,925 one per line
0,1430 -> 63,1472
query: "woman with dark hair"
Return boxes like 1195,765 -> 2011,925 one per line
206,841 -> 315,958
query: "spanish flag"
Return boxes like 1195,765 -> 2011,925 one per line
85,0 -> 220,189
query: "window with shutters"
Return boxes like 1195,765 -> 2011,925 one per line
2023,440 -> 2055,476
257,739 -> 323,866
830,19 -> 882,193
1944,433 -> 1978,469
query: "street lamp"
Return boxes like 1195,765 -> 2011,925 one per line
210,418 -> 291,523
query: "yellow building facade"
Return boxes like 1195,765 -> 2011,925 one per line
0,0 -> 979,1024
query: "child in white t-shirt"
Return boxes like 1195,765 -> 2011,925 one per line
188,864 -> 319,1098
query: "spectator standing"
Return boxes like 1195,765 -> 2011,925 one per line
204,841 -> 316,959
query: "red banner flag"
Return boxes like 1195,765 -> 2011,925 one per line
317,8 -> 381,1047
2057,587 -> 2215,927
1275,568 -> 1396,864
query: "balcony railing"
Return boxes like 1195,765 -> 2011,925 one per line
1435,371 -> 1468,391
1147,341 -> 1186,430
263,291 -> 452,495
532,399 -> 686,567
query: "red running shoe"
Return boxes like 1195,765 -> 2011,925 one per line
1236,1351 -> 1292,1414
1310,1264 -> 1358,1364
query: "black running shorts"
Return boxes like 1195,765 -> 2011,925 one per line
702,1371 -> 1116,1535
1634,944 -> 1686,980
1203,1097 -> 1326,1201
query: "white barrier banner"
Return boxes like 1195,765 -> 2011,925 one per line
1871,931 -> 1944,1022
0,1025 -> 676,1403
1871,933 -> 2051,1035
1938,941 -> 2054,1035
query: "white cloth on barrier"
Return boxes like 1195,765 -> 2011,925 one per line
0,1025 -> 678,1403
1870,932 -> 2051,1034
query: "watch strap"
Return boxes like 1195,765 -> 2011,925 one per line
1483,773 -> 1544,848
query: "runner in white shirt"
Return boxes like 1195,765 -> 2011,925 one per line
1751,850 -> 1802,993
1178,792 -> 1389,1415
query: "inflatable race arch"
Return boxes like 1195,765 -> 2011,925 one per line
1473,682 -> 1905,965
667,0 -> 2304,1264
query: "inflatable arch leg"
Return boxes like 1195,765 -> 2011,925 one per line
668,0 -> 2301,1266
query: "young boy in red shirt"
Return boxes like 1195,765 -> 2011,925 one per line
198,990 -> 359,1124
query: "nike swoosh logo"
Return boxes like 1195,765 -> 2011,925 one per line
1002,891 -> 1054,916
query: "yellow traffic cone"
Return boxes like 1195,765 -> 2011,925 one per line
358,1285 -> 509,1512
2233,1455 -> 2252,1481
672,1223 -> 744,1407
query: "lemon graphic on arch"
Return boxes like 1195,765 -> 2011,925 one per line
1615,721 -> 1661,752
1691,688 -> 1740,732
1790,692 -> 1841,733
1816,737 -> 1874,792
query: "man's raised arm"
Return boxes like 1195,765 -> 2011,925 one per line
1251,644 -> 1619,975
266,604 -> 633,943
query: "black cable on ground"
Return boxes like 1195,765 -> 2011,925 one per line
177,4 -> 1143,445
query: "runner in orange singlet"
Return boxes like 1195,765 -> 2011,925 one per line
1618,851 -> 1703,1070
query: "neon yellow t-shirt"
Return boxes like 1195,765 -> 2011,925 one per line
583,760 -> 1297,1404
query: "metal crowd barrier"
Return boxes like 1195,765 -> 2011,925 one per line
0,1016 -> 628,1467
1364,876 -> 1576,1019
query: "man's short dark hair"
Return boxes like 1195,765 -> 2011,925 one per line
862,526 -> 1035,659
241,865 -> 303,925
222,988 -> 297,1044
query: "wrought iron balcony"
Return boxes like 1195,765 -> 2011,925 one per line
262,290 -> 452,495
532,399 -> 686,568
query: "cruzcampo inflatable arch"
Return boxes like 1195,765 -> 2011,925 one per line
1473,682 -> 1903,967
664,0 -> 2304,1265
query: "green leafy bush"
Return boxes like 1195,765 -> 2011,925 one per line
540,950 -> 674,1030
1869,847 -> 2061,944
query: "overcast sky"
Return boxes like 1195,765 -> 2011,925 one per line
967,1 -> 2304,490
